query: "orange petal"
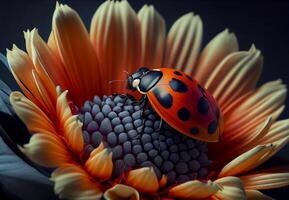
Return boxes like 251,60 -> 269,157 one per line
56,90 -> 84,154
63,115 -> 84,154
51,164 -> 102,199
85,148 -> 113,180
126,167 -> 159,193
90,0 -> 141,94
7,45 -> 42,105
241,166 -> 289,190
7,45 -> 57,115
138,5 -> 166,67
205,45 -> 263,109
168,179 -> 220,199
10,91 -> 56,135
22,133 -> 71,167
194,29 -> 238,85
212,80 -> 287,161
104,184 -> 139,200
25,29 -> 69,92
164,12 -> 202,74
212,177 -> 246,200
217,116 -> 273,161
219,144 -> 275,177
53,3 -> 101,105
246,190 -> 273,200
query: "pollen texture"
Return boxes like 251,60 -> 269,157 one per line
79,95 -> 211,185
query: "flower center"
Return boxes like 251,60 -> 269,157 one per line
78,94 -> 211,185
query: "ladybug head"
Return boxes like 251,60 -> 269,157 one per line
127,67 -> 149,91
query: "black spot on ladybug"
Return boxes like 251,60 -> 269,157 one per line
197,97 -> 209,115
174,71 -> 182,76
208,120 -> 218,134
152,87 -> 173,109
198,84 -> 206,94
190,127 -> 199,135
177,107 -> 190,121
169,78 -> 188,93
186,75 -> 193,82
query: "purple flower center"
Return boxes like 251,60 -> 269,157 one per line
79,94 -> 211,186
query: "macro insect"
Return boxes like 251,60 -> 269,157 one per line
126,67 -> 224,143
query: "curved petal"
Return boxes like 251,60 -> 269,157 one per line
212,177 -> 246,200
260,119 -> 289,144
51,164 -> 102,200
240,166 -> 289,190
210,80 -> 287,162
219,143 -> 279,177
168,179 -> 220,199
10,91 -> 56,135
126,167 -> 159,193
22,133 -> 71,167
193,29 -> 238,85
85,146 -> 113,180
7,45 -> 43,106
53,3 -> 101,106
246,190 -> 273,200
25,29 -> 69,92
138,5 -> 166,67
57,90 -> 84,154
104,184 -> 139,200
206,45 -> 263,109
90,0 -> 141,94
7,45 -> 58,116
164,12 -> 203,74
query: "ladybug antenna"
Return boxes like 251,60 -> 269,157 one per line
108,79 -> 127,84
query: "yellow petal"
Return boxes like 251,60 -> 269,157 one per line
241,166 -> 289,190
194,29 -> 238,85
90,0 -> 141,94
85,148 -> 113,180
53,3 -> 101,105
260,119 -> 289,144
104,184 -> 139,200
164,12 -> 202,74
168,179 -> 220,199
219,144 -> 275,177
51,164 -> 102,200
213,177 -> 246,200
126,167 -> 159,193
246,190 -> 273,200
22,133 -> 71,167
206,45 -> 263,109
10,91 -> 56,134
138,5 -> 166,67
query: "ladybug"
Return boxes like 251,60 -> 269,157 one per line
126,67 -> 224,142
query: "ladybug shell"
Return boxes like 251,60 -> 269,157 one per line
147,68 -> 224,142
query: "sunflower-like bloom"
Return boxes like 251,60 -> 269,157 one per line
4,1 -> 289,199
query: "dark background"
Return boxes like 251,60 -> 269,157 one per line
0,0 -> 288,199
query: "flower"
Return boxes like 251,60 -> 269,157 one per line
1,0 -> 289,199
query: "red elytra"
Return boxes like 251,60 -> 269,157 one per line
126,67 -> 224,143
